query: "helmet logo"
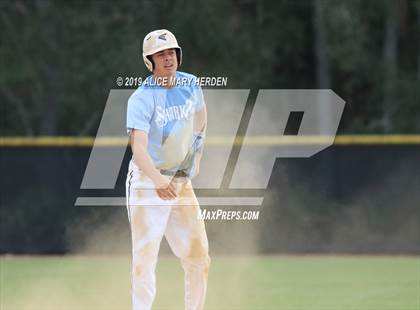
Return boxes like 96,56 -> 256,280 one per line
158,33 -> 167,41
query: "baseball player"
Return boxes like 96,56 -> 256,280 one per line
126,29 -> 210,310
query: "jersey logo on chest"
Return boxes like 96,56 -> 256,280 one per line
155,99 -> 193,127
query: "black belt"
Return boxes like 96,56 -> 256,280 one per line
160,169 -> 188,178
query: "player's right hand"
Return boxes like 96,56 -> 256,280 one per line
152,174 -> 178,200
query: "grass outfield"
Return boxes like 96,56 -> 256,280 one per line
0,255 -> 419,310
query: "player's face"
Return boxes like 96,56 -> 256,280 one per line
152,48 -> 178,77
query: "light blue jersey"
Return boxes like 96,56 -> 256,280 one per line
127,71 -> 205,171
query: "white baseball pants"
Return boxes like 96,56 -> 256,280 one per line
126,161 -> 210,310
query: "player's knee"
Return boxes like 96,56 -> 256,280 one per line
181,238 -> 210,272
182,254 -> 211,278
133,242 -> 159,271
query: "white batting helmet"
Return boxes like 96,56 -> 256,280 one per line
142,29 -> 182,72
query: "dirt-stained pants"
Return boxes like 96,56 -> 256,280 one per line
126,161 -> 210,310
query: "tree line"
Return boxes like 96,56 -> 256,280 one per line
1,0 -> 419,136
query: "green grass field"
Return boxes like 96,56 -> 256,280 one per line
1,255 -> 419,310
